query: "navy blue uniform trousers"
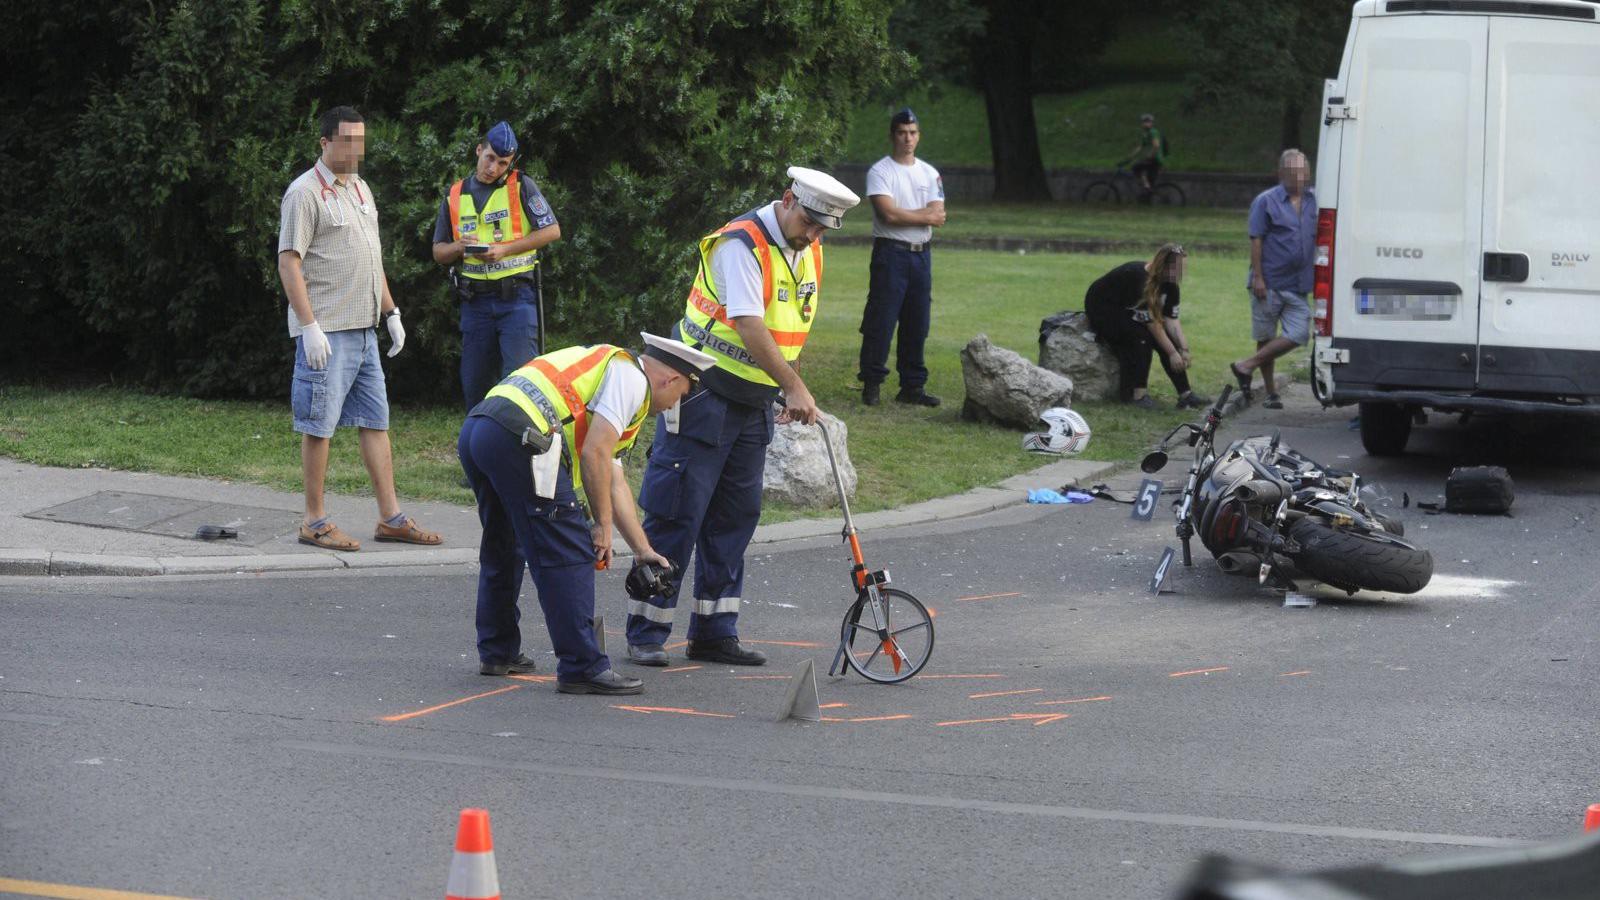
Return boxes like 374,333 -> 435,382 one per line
459,279 -> 541,411
857,239 -> 933,389
457,414 -> 609,682
626,387 -> 771,646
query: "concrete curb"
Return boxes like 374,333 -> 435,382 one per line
2,459 -> 1121,578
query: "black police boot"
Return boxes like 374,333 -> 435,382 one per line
479,653 -> 538,676
861,382 -> 881,406
894,388 -> 942,407
556,669 -> 644,695
685,637 -> 767,666
625,643 -> 670,667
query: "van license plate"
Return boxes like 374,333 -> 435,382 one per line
1357,289 -> 1456,321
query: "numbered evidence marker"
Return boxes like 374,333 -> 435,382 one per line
1149,547 -> 1176,595
1131,478 -> 1163,522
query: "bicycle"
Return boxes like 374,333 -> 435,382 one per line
1080,167 -> 1186,206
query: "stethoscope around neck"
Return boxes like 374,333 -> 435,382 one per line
314,165 -> 369,226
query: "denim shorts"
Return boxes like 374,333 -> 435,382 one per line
1250,289 -> 1312,345
291,327 -> 390,438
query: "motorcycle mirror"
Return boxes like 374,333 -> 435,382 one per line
1140,450 -> 1169,473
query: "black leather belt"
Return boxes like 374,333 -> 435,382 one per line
876,238 -> 929,252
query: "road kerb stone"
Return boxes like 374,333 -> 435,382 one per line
48,552 -> 164,577
156,554 -> 348,576
340,548 -> 480,570
0,550 -> 51,576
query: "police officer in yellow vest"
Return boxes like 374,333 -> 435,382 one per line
458,333 -> 715,695
432,121 -> 562,410
625,167 -> 861,667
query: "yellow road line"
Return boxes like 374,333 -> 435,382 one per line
0,877 -> 198,900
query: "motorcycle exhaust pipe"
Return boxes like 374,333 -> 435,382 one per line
1234,480 -> 1286,505
1215,552 -> 1260,574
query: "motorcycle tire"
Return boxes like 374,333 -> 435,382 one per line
1287,518 -> 1433,594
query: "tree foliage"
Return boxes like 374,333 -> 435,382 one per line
0,0 -> 898,397
879,0 -> 1117,201
1179,0 -> 1350,152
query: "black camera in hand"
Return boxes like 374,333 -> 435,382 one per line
626,561 -> 673,601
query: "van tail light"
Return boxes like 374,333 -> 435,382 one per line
1313,208 -> 1336,337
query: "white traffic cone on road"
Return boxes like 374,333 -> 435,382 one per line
445,808 -> 500,900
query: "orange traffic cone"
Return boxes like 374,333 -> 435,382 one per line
445,808 -> 500,900
1585,803 -> 1600,832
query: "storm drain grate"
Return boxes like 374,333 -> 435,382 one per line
25,490 -> 302,546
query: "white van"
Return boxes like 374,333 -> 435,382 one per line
1311,0 -> 1600,454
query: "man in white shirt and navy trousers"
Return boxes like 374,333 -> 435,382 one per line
858,107 -> 946,407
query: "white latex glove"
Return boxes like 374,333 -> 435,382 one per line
385,309 -> 405,358
301,321 -> 332,370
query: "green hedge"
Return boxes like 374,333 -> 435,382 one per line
0,0 -> 897,397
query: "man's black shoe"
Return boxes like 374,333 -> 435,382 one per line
626,643 -> 670,667
894,389 -> 942,407
861,382 -> 881,406
556,669 -> 644,695
685,637 -> 767,666
480,653 -> 538,676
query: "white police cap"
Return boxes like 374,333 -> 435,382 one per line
639,332 -> 716,377
787,165 -> 861,230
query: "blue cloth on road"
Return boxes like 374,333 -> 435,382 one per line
1246,184 -> 1317,293
1028,488 -> 1094,504
627,386 -> 773,647
457,414 -> 610,682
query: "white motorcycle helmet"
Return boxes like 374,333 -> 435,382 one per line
1021,407 -> 1091,456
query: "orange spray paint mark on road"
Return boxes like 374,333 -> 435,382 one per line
734,675 -> 793,680
664,641 -> 689,651
661,665 -> 703,673
918,673 -> 1004,679
968,688 -> 1044,700
821,714 -> 914,723
380,684 -> 526,722
955,592 -> 1023,602
819,702 -> 849,709
745,639 -> 823,648
506,674 -> 558,683
611,705 -> 736,719
936,712 -> 1068,727
1279,670 -> 1313,677
1169,666 -> 1231,678
1035,695 -> 1113,706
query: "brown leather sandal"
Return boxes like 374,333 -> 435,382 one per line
298,521 -> 361,552
373,516 -> 443,545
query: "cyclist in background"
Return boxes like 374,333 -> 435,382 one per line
1121,113 -> 1166,203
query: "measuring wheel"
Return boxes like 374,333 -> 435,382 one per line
834,587 -> 935,684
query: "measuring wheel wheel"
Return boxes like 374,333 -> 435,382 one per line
839,587 -> 935,683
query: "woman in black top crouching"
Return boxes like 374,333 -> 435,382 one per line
1084,243 -> 1210,410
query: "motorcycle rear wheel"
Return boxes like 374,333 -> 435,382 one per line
1287,518 -> 1433,594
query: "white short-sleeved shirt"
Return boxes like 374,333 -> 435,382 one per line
866,156 -> 943,243
589,359 -> 648,463
708,202 -> 803,320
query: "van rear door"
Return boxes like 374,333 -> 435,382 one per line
1332,13 -> 1487,392
1477,14 -> 1600,398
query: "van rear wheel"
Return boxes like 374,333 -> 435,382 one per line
1359,402 -> 1412,456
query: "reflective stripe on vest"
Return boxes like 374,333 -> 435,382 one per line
449,172 -> 538,280
482,345 -> 650,496
678,211 -> 820,388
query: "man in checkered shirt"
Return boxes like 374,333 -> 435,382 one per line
277,105 -> 443,552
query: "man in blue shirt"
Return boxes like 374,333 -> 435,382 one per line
1230,149 -> 1315,409
432,121 -> 562,410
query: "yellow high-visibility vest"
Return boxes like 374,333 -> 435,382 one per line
449,172 -> 539,280
482,344 -> 650,496
676,209 -> 821,406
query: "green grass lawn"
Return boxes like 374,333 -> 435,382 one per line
0,207 -> 1266,523
844,82 -> 1318,174
833,202 -> 1249,251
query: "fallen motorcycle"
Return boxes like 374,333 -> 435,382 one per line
1141,386 -> 1433,595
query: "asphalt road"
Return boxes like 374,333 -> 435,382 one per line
3,391 -> 1597,899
